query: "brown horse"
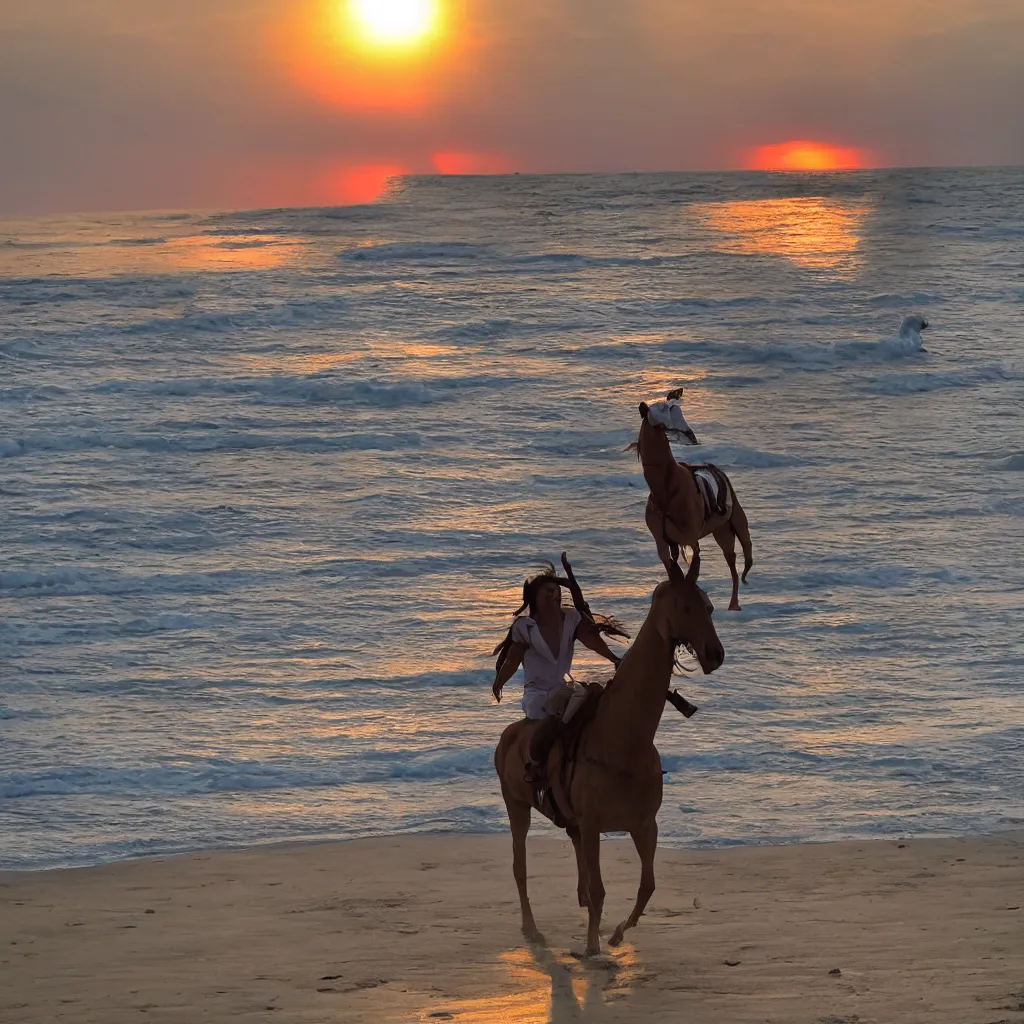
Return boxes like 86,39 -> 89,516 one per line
637,402 -> 754,611
493,552 -> 724,956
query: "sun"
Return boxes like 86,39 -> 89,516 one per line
348,0 -> 439,49
747,140 -> 868,172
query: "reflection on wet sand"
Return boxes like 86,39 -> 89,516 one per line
691,196 -> 872,274
418,945 -> 645,1023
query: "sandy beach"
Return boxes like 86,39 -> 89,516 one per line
2,833 -> 1022,1023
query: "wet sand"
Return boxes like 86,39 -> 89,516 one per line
2,834 -> 1022,1023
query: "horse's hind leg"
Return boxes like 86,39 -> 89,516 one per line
713,525 -> 742,611
503,789 -> 544,944
609,817 -> 658,947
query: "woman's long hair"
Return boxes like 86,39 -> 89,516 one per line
491,553 -> 629,674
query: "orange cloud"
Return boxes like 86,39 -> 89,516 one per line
432,151 -> 514,174
747,140 -> 870,172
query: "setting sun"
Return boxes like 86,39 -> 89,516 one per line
748,140 -> 868,172
281,0 -> 458,114
348,0 -> 439,49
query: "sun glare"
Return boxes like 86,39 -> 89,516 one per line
281,0 -> 455,113
748,140 -> 868,172
348,0 -> 438,49
691,196 -> 872,275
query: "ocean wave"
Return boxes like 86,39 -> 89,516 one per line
696,443 -> 806,469
0,566 -> 256,597
106,295 -> 351,336
430,319 -> 522,342
0,338 -> 51,361
867,292 -> 943,308
92,374 -> 440,407
994,454 -> 1024,471
658,337 -> 838,368
0,276 -> 198,305
0,747 -> 497,800
105,236 -> 168,247
0,385 -> 68,403
0,429 -> 425,459
862,365 -> 1017,396
340,241 -> 487,262
648,331 -> 948,370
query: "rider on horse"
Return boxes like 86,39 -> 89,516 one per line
491,555 -> 697,792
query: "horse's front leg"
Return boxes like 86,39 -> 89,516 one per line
580,820 -> 605,956
566,824 -> 590,908
503,789 -> 544,944
645,499 -> 677,574
610,817 -> 657,946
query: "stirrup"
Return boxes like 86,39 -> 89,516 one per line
534,787 -> 568,829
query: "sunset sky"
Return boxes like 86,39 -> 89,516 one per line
2,0 -> 1022,215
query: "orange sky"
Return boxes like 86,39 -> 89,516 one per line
1,0 -> 1023,214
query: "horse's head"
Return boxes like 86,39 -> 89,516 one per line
651,550 -> 725,674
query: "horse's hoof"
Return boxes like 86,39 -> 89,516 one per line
584,944 -> 601,958
728,601 -> 741,611
523,927 -> 546,946
609,927 -> 625,947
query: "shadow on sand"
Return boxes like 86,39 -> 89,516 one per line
418,942 -> 645,1023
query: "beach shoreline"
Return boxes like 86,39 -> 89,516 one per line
3,832 -> 1022,1023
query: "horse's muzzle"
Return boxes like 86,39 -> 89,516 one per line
703,641 -> 725,674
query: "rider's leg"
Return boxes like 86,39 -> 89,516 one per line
524,684 -> 574,784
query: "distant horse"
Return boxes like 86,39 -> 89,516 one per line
636,402 -> 753,610
494,552 -> 724,956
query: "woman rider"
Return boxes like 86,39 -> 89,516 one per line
491,556 -> 699,789
491,557 -> 626,785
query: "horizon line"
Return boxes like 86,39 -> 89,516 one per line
2,163 -> 1022,223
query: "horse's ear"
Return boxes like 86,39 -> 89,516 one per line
685,547 -> 701,585
638,402 -> 649,419
666,558 -> 685,588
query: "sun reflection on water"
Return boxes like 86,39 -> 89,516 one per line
690,196 -> 872,274
0,229 -> 306,277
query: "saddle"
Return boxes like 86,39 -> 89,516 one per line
530,683 -> 606,828
686,463 -> 732,522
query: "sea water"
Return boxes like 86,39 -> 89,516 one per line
1,169 -> 1022,869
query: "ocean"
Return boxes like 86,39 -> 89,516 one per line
1,169 -> 1022,870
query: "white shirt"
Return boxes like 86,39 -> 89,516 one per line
512,608 -> 583,719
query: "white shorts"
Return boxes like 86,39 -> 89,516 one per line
522,685 -> 560,721
522,682 -> 587,722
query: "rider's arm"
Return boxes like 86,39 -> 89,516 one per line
492,642 -> 527,702
576,619 -> 621,666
